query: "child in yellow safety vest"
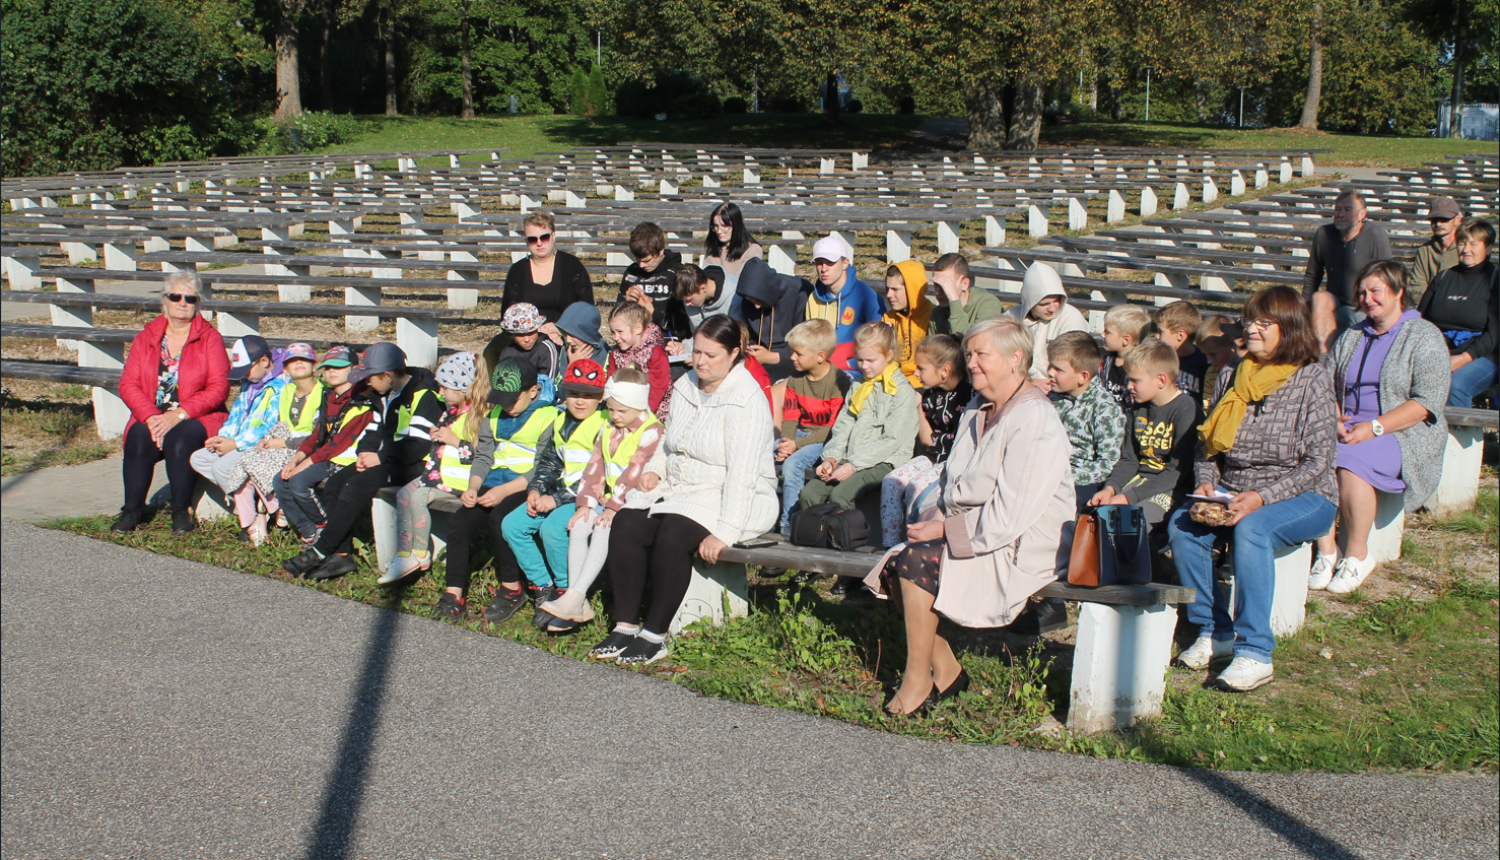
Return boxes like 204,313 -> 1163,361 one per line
534,367 -> 664,632
501,359 -> 611,626
381,353 -> 482,583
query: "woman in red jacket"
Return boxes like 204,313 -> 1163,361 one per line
113,272 -> 230,535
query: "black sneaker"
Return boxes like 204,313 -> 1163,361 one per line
236,527 -> 253,544
432,592 -> 466,620
616,635 -> 669,665
308,553 -> 356,581
544,615 -> 582,634
1008,598 -> 1068,635
588,630 -> 637,659
482,588 -> 526,624
829,576 -> 859,597
282,546 -> 327,578
759,566 -> 788,578
529,584 -> 559,606
111,507 -> 144,533
170,509 -> 196,536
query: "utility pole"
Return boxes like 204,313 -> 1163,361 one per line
597,30 -> 601,67
1145,68 -> 1151,122
1239,88 -> 1244,127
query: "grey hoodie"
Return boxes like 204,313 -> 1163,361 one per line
1005,268 -> 1088,380
556,301 -> 608,366
680,265 -> 743,354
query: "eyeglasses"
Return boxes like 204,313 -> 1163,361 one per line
1237,317 -> 1276,331
525,232 -> 553,245
166,292 -> 201,305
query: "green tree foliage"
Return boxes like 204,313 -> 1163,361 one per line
1,0 -> 256,175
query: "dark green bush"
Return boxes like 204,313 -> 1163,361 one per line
671,90 -> 721,120
723,96 -> 749,114
614,71 -> 717,118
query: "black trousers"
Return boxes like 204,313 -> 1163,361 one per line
444,493 -> 527,594
122,420 -> 207,511
607,509 -> 711,634
315,461 -> 420,556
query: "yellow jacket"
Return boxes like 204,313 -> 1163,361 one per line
881,260 -> 934,387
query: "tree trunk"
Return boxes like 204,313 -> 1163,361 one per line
963,78 -> 1008,150
1450,1 -> 1467,137
824,71 -> 840,124
274,14 -> 303,123
384,37 -> 398,116
1004,79 -> 1043,151
460,4 -> 474,119
320,0 -> 333,111
1088,76 -> 1098,112
1299,2 -> 1322,130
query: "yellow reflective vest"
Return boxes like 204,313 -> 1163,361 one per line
553,409 -> 610,490
277,380 -> 324,437
603,414 -> 662,493
492,405 -> 562,475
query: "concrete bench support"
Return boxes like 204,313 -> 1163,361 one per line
885,229 -> 913,263
1067,602 -> 1177,732
672,560 -> 751,634
1429,426 -> 1484,516
1271,541 -> 1312,637
397,317 -> 440,368
344,286 -> 382,333
217,311 -> 261,339
1340,490 -> 1404,563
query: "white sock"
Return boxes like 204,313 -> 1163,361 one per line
613,623 -> 640,636
638,629 -> 665,644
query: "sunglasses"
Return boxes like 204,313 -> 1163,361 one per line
525,232 -> 553,245
166,292 -> 201,305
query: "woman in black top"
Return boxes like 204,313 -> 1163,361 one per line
1418,218 -> 1497,407
501,210 -> 595,344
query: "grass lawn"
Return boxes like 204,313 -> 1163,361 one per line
46,488 -> 1498,774
0,380 -> 113,477
320,113 -> 1478,169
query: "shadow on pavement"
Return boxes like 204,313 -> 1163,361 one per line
303,599 -> 403,860
1185,767 -> 1364,860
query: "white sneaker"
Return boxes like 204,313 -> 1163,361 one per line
1327,554 -> 1376,594
1215,655 -> 1274,692
1175,636 -> 1234,670
1307,551 -> 1338,590
378,554 -> 430,585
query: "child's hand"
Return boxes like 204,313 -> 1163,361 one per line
525,489 -> 543,515
534,495 -> 557,514
639,472 -> 661,492
432,426 -> 460,447
461,489 -> 479,507
775,438 -> 796,461
478,486 -> 509,507
830,463 -> 856,483
596,509 -> 617,529
356,451 -> 380,472
568,508 -> 592,531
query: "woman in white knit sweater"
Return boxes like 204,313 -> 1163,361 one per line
590,315 -> 779,665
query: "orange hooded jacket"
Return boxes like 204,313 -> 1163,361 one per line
881,260 -> 934,387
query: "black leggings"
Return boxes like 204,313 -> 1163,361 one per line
314,461 -> 421,557
444,493 -> 526,594
122,419 -> 207,511
607,509 -> 711,634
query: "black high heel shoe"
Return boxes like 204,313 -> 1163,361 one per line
883,684 -> 939,716
937,669 -> 970,702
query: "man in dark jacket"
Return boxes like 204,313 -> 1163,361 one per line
284,343 -> 443,579
737,256 -> 813,382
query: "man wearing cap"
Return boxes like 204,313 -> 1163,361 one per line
191,336 -> 288,543
1411,197 -> 1463,300
283,343 -> 441,579
806,233 -> 884,372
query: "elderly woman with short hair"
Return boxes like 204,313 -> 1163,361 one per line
113,272 -> 229,535
866,317 -> 1076,716
1418,217 -> 1498,408
1312,262 -> 1450,595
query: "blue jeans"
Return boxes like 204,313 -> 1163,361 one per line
780,441 -> 825,533
1448,355 -> 1498,408
1167,490 -> 1336,663
501,501 -> 576,588
273,460 -> 334,539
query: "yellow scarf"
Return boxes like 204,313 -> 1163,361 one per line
848,362 -> 900,415
1199,359 -> 1299,457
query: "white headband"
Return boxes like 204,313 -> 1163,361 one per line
603,379 -> 651,412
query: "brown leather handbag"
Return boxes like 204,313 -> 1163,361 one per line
1068,510 -> 1101,586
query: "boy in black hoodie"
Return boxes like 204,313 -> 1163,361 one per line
619,222 -> 684,332
284,342 -> 443,579
737,256 -> 814,382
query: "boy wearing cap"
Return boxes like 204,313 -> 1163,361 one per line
1412,196 -> 1463,299
496,358 -> 612,624
282,343 -> 442,579
487,302 -> 561,384
445,358 -> 561,622
191,336 -> 288,544
806,233 -> 883,373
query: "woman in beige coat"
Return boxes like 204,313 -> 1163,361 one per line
867,317 -> 1075,715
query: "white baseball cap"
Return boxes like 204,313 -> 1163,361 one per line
812,234 -> 852,263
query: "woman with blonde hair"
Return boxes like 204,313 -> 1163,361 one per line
501,209 -> 595,343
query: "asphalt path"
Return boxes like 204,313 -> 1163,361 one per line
3,519 -> 1496,859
